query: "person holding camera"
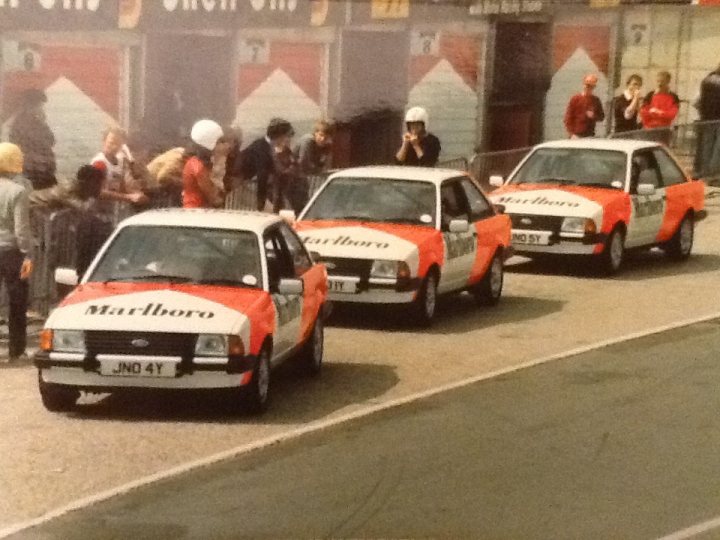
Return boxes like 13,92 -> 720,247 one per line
613,74 -> 644,134
395,106 -> 441,167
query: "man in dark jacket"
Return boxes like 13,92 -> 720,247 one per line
241,118 -> 294,211
695,64 -> 720,177
9,88 -> 57,190
396,107 -> 441,167
292,120 -> 334,212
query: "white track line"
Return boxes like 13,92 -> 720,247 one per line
657,516 -> 720,540
2,311 -> 720,539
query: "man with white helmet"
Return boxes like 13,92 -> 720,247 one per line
183,119 -> 226,208
0,143 -> 33,362
395,106 -> 441,167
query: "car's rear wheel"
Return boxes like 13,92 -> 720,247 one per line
598,227 -> 625,275
410,271 -> 438,326
38,375 -> 79,413
472,251 -> 504,306
242,347 -> 271,414
663,214 -> 694,261
296,317 -> 324,377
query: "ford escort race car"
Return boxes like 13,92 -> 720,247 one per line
290,166 -> 511,325
34,210 -> 328,414
488,139 -> 706,274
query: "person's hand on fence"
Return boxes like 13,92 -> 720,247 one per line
20,258 -> 33,280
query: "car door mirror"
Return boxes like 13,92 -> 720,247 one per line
55,267 -> 78,287
637,183 -> 656,196
277,278 -> 304,295
493,204 -> 506,214
449,219 -> 470,233
489,175 -> 504,188
309,251 -> 322,263
278,209 -> 296,225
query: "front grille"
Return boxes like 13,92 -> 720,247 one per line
510,214 -> 563,232
85,331 -> 197,357
321,257 -> 373,279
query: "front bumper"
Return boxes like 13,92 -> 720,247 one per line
512,230 -> 606,256
327,275 -> 420,304
35,350 -> 257,390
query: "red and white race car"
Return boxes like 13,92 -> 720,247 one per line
292,166 -> 511,325
34,210 -> 328,414
488,139 -> 706,273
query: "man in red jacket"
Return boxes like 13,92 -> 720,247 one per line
640,71 -> 679,145
564,74 -> 605,138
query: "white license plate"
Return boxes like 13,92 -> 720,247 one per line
100,359 -> 177,378
512,231 -> 551,245
328,278 -> 358,294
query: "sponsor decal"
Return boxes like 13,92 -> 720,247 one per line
494,194 -> 581,208
633,197 -> 663,218
300,234 -> 390,250
444,233 -> 476,260
85,302 -> 215,319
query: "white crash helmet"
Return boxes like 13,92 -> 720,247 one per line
190,119 -> 224,151
405,106 -> 429,128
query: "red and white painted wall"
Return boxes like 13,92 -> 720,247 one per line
545,19 -> 613,141
1,38 -> 125,178
407,31 -> 481,160
235,39 -> 326,142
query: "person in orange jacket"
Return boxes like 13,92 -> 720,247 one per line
564,74 -> 605,138
640,71 -> 679,144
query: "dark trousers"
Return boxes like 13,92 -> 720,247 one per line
0,248 -> 28,357
256,177 -> 269,211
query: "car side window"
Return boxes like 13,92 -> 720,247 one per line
459,178 -> 494,221
440,182 -> 470,230
653,148 -> 686,186
278,223 -> 312,277
630,151 -> 662,192
263,229 -> 294,290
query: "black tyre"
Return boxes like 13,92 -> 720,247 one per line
598,227 -> 625,275
296,317 -> 324,377
472,252 -> 504,306
663,214 -> 694,261
38,376 -> 79,413
242,347 -> 271,415
410,271 -> 438,326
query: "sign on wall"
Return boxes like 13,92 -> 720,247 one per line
0,0 -> 118,30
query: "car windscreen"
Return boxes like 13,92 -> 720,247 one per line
510,148 -> 627,189
302,177 -> 436,226
88,226 -> 262,287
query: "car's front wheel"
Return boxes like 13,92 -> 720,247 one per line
472,251 -> 504,306
241,348 -> 271,414
663,214 -> 694,261
410,271 -> 438,326
296,317 -> 324,377
598,227 -> 625,275
38,375 -> 79,413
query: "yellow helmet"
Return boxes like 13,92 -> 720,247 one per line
0,143 -> 23,175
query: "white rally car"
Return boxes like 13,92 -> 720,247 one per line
292,166 -> 511,325
34,210 -> 328,414
488,139 -> 706,274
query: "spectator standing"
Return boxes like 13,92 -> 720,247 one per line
222,126 -> 244,194
0,143 -> 33,362
8,89 -> 56,190
293,120 -> 334,212
241,118 -> 295,211
91,127 -> 149,207
396,107 -> 441,167
695,64 -> 720,177
30,164 -> 104,211
182,119 -> 225,209
640,71 -> 679,145
613,74 -> 643,134
147,146 -> 188,206
564,74 -> 605,138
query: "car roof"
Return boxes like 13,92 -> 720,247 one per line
117,209 -> 281,234
328,165 -> 468,186
536,138 -> 663,153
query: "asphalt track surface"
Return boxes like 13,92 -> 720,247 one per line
9,319 -> 720,540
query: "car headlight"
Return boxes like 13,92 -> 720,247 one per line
51,330 -> 85,353
195,335 -> 244,357
561,217 -> 597,235
370,260 -> 398,279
